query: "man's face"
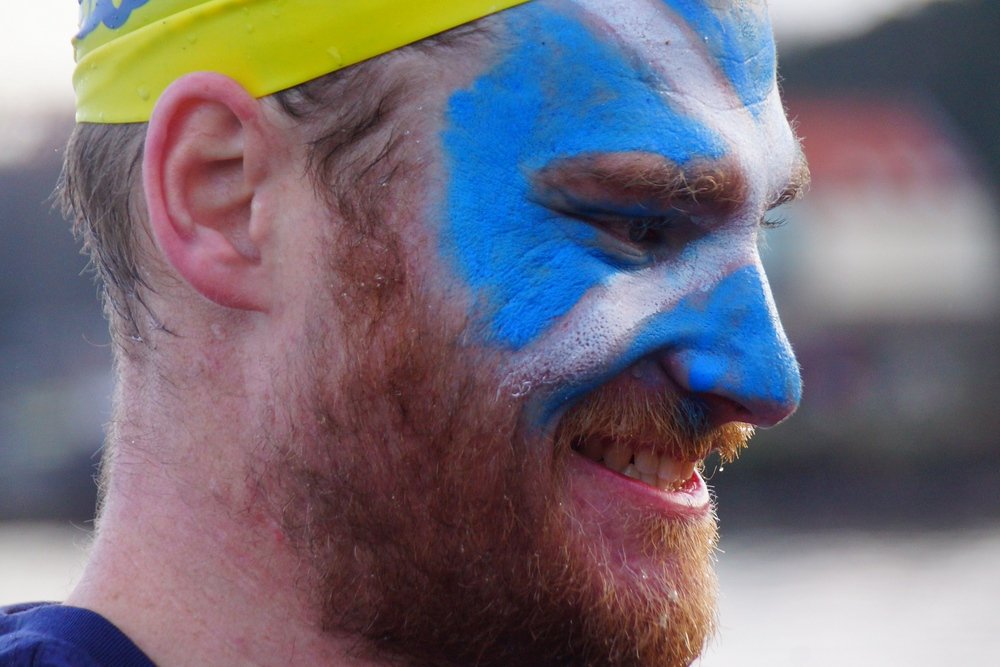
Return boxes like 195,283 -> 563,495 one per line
282,1 -> 804,665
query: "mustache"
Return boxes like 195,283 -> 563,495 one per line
553,382 -> 754,464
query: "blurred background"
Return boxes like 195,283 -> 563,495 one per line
1,1 -> 997,664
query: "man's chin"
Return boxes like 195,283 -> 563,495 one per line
550,452 -> 720,666
516,369 -> 745,663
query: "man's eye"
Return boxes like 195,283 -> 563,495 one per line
592,214 -> 679,248
626,218 -> 668,244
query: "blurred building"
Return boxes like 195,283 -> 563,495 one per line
754,91 -> 1000,459
0,121 -> 111,522
784,95 -> 998,326
717,90 -> 1000,529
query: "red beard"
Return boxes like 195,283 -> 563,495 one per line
259,216 -> 749,666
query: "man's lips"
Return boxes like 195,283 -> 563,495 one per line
569,437 -> 711,514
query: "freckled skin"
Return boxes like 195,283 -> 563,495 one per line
437,0 -> 802,426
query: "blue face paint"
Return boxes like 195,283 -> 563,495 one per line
662,0 -> 777,113
441,3 -> 726,349
628,265 -> 802,412
531,264 -> 802,426
436,0 -> 800,426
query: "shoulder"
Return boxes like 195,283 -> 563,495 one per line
0,634 -> 101,667
0,603 -> 153,667
1,603 -> 98,666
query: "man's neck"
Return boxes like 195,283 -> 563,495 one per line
65,442 -> 384,667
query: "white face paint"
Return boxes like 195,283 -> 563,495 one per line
570,0 -> 802,199
315,4 -> 807,663
439,0 -> 804,427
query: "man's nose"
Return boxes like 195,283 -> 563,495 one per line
655,263 -> 802,427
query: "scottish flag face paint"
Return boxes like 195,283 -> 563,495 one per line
436,0 -> 803,426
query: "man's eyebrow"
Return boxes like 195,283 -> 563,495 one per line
533,150 -> 810,216
533,154 -> 750,215
769,147 -> 811,210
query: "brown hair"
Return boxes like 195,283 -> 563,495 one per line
57,23 -> 489,349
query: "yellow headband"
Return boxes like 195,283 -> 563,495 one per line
74,0 -> 530,123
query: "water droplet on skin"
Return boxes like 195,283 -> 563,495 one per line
245,23 -> 254,33
186,33 -> 197,44
327,46 -> 343,65
136,86 -> 150,101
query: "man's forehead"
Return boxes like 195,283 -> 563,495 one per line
566,0 -> 773,40
564,0 -> 777,112
477,0 -> 797,200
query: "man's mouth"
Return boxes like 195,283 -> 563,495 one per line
551,371 -> 751,512
571,437 -> 700,493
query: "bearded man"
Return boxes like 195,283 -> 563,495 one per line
1,0 -> 807,665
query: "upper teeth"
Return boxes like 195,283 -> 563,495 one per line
576,437 -> 697,491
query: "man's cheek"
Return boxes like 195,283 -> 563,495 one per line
439,203 -> 614,348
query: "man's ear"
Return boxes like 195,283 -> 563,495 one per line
143,72 -> 280,312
